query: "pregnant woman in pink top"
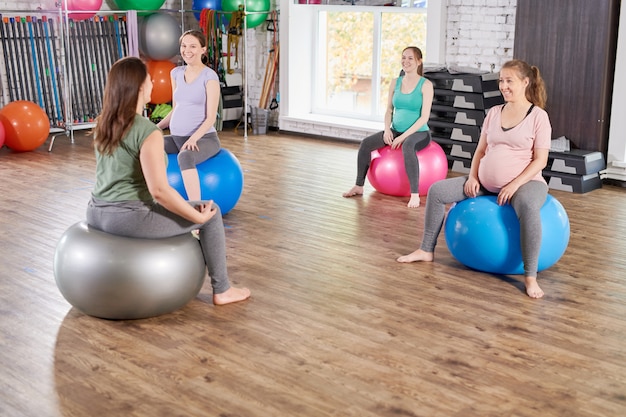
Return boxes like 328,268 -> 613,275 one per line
397,59 -> 552,299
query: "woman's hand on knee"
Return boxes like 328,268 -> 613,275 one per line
195,200 -> 218,222
182,138 -> 200,151
464,177 -> 480,197
391,136 -> 405,149
383,130 -> 394,145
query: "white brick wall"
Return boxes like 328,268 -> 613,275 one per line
446,0 -> 516,72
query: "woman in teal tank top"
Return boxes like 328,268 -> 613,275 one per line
343,46 -> 434,208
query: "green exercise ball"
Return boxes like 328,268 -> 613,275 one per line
113,0 -> 166,11
222,0 -> 270,29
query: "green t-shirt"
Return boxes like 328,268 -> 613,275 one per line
92,115 -> 160,202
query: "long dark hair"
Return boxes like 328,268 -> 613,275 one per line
93,57 -> 147,155
501,59 -> 547,109
403,46 -> 424,76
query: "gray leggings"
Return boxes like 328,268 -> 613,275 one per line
164,131 -> 221,170
355,130 -> 432,193
86,197 -> 231,294
421,176 -> 548,276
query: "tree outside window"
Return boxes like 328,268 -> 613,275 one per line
316,8 -> 427,120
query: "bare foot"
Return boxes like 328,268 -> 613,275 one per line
524,276 -> 544,299
213,286 -> 251,305
407,193 -> 420,208
343,185 -> 364,198
396,249 -> 434,263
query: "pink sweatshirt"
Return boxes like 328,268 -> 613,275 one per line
478,105 -> 552,193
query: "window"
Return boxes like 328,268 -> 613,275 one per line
314,6 -> 428,121
283,1 -> 444,136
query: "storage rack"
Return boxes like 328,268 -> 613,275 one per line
424,69 -> 503,174
0,6 -> 133,150
0,2 -> 225,149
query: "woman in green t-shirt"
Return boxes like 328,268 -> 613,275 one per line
87,57 -> 250,306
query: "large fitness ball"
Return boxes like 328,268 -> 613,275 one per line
0,101 -> 50,152
192,0 -> 222,21
444,194 -> 570,275
222,0 -> 270,29
138,12 -> 181,60
54,221 -> 206,320
66,0 -> 103,21
147,60 -> 176,104
367,141 -> 448,197
167,148 -> 244,215
111,0 -> 166,12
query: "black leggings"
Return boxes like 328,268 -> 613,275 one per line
354,129 -> 431,193
164,131 -> 221,170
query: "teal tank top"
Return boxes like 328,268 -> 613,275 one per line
391,76 -> 429,133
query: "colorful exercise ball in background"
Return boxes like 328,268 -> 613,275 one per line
367,142 -> 448,197
166,149 -> 244,215
110,0 -> 166,11
221,0 -> 270,29
192,0 -> 222,21
147,60 -> 176,104
139,12 -> 181,61
0,120 -> 5,149
0,101 -> 50,152
444,194 -> 570,275
65,0 -> 103,21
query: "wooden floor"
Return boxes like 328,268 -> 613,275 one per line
1,129 -> 626,417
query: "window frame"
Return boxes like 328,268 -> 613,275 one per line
280,0 -> 446,136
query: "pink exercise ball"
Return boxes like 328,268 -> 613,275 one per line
0,120 -> 5,149
66,0 -> 103,21
367,141 -> 448,196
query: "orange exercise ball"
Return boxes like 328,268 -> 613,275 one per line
0,101 -> 50,152
147,60 -> 176,104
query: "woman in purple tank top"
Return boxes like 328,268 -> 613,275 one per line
157,30 -> 222,201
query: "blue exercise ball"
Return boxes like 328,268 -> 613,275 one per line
166,148 -> 244,214
54,221 -> 206,320
444,194 -> 570,275
192,0 -> 222,21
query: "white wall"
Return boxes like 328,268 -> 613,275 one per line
602,7 -> 626,181
445,0 -> 516,71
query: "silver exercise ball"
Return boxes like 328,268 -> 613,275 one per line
138,12 -> 181,61
53,221 -> 206,320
